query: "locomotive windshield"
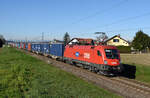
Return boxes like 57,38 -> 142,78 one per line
105,49 -> 119,59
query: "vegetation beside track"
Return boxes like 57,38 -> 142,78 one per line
0,47 -> 120,98
121,54 -> 150,84
135,65 -> 150,83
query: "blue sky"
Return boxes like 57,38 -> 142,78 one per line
0,0 -> 150,41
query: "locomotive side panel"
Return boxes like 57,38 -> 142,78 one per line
64,45 -> 123,76
64,45 -> 104,65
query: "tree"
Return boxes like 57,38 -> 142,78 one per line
63,32 -> 70,45
94,32 -> 108,42
0,34 -> 5,47
132,30 -> 150,51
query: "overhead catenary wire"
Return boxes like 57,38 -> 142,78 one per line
92,12 -> 150,31
32,36 -> 42,41
71,0 -> 128,24
104,26 -> 150,33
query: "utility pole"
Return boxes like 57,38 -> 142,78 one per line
25,37 -> 27,42
42,32 -> 44,41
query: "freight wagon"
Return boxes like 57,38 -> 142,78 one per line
27,43 -> 31,51
31,43 -> 36,52
49,43 -> 64,59
30,43 -> 64,59
25,43 -> 28,50
40,43 -> 50,56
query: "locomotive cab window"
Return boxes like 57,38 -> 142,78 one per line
97,50 -> 101,56
105,49 -> 119,59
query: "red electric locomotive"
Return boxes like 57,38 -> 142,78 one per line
63,45 -> 123,76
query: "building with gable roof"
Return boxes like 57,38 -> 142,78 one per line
105,35 -> 130,46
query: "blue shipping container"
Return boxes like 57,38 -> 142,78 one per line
33,44 -> 39,53
31,43 -> 36,52
37,44 -> 41,53
50,43 -> 64,57
41,43 -> 50,54
35,44 -> 38,52
25,43 -> 28,50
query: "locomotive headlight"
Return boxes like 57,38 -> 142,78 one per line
104,60 -> 108,65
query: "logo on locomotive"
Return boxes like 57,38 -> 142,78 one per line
75,52 -> 80,57
84,53 -> 90,59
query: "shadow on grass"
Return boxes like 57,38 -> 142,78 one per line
120,64 -> 136,79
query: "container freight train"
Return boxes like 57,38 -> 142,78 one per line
9,40 -> 123,76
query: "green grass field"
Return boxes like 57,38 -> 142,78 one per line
136,65 -> 150,83
121,54 -> 150,84
0,47 -> 120,98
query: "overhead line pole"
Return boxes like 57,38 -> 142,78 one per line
42,32 -> 44,42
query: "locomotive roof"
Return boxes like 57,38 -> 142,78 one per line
66,45 -> 117,49
68,38 -> 94,45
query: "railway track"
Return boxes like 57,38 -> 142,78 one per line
110,77 -> 150,97
112,77 -> 150,92
21,49 -> 150,98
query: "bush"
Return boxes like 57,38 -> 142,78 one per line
116,46 -> 131,53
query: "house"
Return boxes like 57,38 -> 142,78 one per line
105,35 -> 130,46
68,38 -> 94,45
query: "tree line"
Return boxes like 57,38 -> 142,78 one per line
132,30 -> 150,52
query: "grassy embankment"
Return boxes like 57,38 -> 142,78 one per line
0,46 -> 120,98
121,54 -> 150,83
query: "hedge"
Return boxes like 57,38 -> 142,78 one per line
116,46 -> 131,53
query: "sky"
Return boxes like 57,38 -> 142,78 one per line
0,0 -> 150,41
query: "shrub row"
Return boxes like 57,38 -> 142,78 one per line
116,46 -> 131,53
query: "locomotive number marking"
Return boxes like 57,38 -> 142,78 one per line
84,53 -> 90,59
111,62 -> 117,64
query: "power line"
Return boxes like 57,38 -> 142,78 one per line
80,26 -> 150,38
93,12 -> 150,30
71,0 -> 128,24
104,26 -> 150,33
32,36 -> 42,40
